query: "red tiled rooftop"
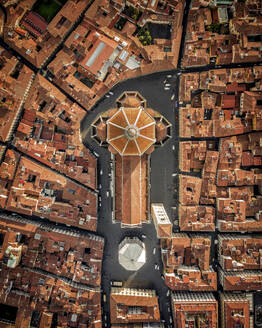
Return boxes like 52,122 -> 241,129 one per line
115,154 -> 148,227
21,11 -> 48,37
110,288 -> 160,324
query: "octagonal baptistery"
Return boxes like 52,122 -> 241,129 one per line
119,237 -> 146,271
91,91 -> 171,228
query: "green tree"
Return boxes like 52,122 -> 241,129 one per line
205,22 -> 220,33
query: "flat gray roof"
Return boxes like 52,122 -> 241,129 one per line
86,41 -> 105,67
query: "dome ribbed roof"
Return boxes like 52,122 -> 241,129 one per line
107,106 -> 156,156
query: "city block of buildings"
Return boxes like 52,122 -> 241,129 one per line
2,0 -> 89,68
182,0 -> 262,68
160,233 -> 217,291
47,0 -> 185,108
110,287 -> 161,325
220,292 -> 253,328
0,214 -> 104,328
172,292 -> 218,328
0,46 -> 34,142
0,152 -> 98,231
218,234 -> 262,291
13,74 -> 97,190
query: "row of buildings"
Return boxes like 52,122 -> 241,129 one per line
178,66 -> 262,234
0,208 -> 259,328
110,289 -> 260,328
3,211 -> 257,327
170,33 -> 262,326
0,13 -> 105,326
